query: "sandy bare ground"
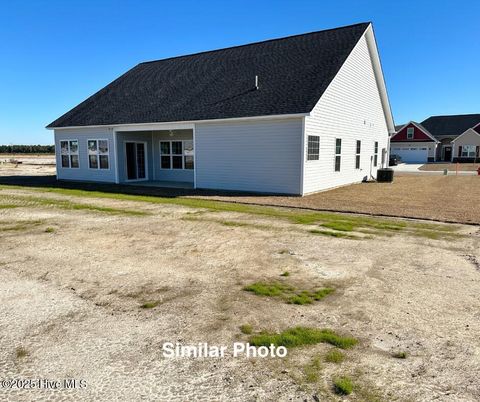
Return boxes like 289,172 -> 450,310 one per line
0,187 -> 479,401
419,163 -> 479,172
0,154 -> 55,166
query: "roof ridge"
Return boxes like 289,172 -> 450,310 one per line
423,113 -> 480,121
139,22 -> 370,65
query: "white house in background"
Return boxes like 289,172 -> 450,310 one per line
47,22 -> 394,195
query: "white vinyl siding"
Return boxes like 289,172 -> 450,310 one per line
54,128 -> 116,182
452,129 -> 480,159
303,34 -> 389,194
195,118 -> 302,194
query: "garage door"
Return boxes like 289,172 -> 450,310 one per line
391,147 -> 428,163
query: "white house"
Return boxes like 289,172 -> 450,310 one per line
47,22 -> 395,195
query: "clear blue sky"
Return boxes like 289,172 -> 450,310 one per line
1,0 -> 479,145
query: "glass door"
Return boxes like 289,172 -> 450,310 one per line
125,142 -> 147,180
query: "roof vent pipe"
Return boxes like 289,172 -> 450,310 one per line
255,75 -> 259,90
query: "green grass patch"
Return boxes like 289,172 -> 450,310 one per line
309,229 -> 359,239
303,355 -> 322,383
392,351 -> 407,359
0,220 -> 43,232
0,193 -> 147,216
44,227 -> 55,233
240,324 -> 253,335
333,376 -> 354,395
0,185 -> 460,240
280,271 -> 290,277
321,221 -> 354,232
0,204 -> 19,209
140,301 -> 160,309
248,327 -> 357,349
243,282 -> 293,297
325,348 -> 345,363
244,281 -> 334,305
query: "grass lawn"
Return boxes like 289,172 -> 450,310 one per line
419,163 -> 479,172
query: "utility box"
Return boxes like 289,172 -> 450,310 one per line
377,168 -> 394,182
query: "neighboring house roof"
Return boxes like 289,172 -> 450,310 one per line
390,121 -> 438,142
420,114 -> 480,137
48,22 -> 371,128
394,124 -> 404,131
451,128 -> 480,143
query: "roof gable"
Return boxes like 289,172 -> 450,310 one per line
47,23 -> 370,128
452,127 -> 480,143
391,121 -> 437,142
420,114 -> 480,137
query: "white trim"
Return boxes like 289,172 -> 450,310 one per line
47,113 -> 309,131
86,138 -> 111,170
451,127 -> 480,143
364,24 -> 396,134
193,124 -> 197,189
151,131 -> 155,181
390,121 -> 439,143
299,117 -> 305,195
113,130 -> 119,183
123,141 -> 149,182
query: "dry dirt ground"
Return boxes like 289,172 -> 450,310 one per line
419,163 -> 479,172
0,186 -> 479,401
195,175 -> 480,225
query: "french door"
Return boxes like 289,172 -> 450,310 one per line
125,142 -> 147,181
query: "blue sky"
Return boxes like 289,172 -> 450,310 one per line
1,0 -> 479,145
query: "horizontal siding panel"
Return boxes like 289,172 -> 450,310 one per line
54,128 -> 116,183
303,35 -> 389,194
196,119 -> 302,194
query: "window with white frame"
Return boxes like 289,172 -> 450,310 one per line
407,127 -> 414,139
307,136 -> 319,160
461,145 -> 477,158
60,140 -> 79,168
88,139 -> 109,169
374,141 -> 379,167
334,138 -> 341,172
160,140 -> 194,170
355,140 -> 361,169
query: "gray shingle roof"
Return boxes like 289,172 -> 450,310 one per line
47,22 -> 370,128
420,114 -> 480,137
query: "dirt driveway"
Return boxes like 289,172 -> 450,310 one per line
0,186 -> 479,401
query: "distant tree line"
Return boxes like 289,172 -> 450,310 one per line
0,145 -> 55,154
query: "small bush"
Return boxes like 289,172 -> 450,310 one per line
240,324 -> 253,335
325,348 -> 345,363
249,327 -> 357,349
333,376 -> 354,395
140,301 -> 160,309
392,351 -> 407,359
280,271 -> 290,277
44,227 -> 55,233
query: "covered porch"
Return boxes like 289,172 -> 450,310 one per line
114,126 -> 195,188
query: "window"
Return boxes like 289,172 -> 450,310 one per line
374,141 -> 379,167
60,140 -> 79,168
160,140 -> 194,170
335,138 -> 341,172
307,136 -> 319,160
407,127 -> 414,139
88,139 -> 109,169
461,145 -> 477,158
355,140 -> 361,169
